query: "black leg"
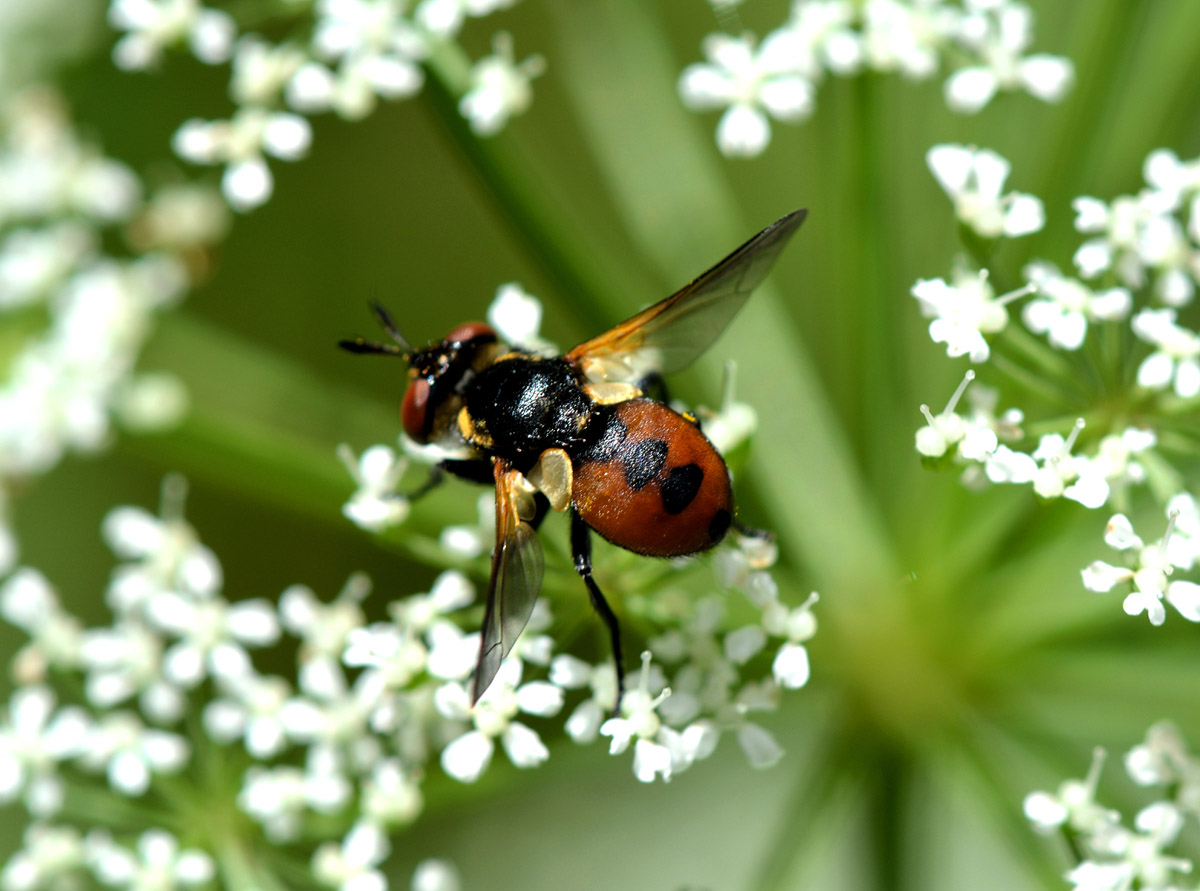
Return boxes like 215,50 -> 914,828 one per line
571,511 -> 625,712
403,466 -> 445,502
734,519 -> 774,541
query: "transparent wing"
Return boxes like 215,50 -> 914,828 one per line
565,209 -> 806,384
472,459 -> 545,704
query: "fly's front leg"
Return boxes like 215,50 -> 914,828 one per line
570,510 -> 625,712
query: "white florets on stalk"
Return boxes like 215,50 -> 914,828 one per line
679,0 -> 1073,158
107,0 -> 545,210
913,139 -> 1200,626
0,457 -> 815,884
1025,725 -> 1200,889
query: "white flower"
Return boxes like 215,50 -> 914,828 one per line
203,671 -> 297,757
455,31 -> 544,136
1024,747 -> 1119,837
1,823 -> 87,891
1082,512 -> 1199,626
108,0 -> 236,70
458,35 -> 543,137
126,183 -> 230,254
80,621 -> 185,721
927,144 -> 1044,238
0,686 -> 90,817
102,476 -> 222,616
412,859 -> 461,891
313,822 -> 390,891
173,107 -> 312,211
550,653 -> 618,744
0,568 -> 84,682
679,31 -> 815,157
281,574 -> 371,668
360,758 -> 423,828
239,757 -> 352,842
915,370 -> 986,458
1131,308 -> 1200,397
1064,861 -> 1134,891
912,269 -> 1021,362
297,0 -> 428,119
787,0 -> 864,77
437,491 -> 494,559
944,0 -> 1073,113
1164,493 -> 1200,571
762,592 -> 818,690
0,223 -> 95,309
436,660 -> 562,782
1025,420 -> 1111,509
861,0 -> 957,79
78,711 -> 188,796
415,0 -> 515,38
600,652 -> 691,783
88,829 -> 214,888
229,35 -> 309,106
144,591 -> 280,686
1021,261 -> 1131,350
338,443 -> 411,532
487,283 -> 553,352
1138,213 -> 1199,306
1072,194 -> 1153,285
1124,722 -> 1194,789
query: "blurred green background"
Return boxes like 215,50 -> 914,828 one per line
6,0 -> 1200,888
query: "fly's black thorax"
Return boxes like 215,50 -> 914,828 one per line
464,356 -> 596,467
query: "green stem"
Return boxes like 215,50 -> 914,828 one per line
215,834 -> 291,891
419,39 -> 647,338
994,325 -> 1083,398
987,352 -> 1076,408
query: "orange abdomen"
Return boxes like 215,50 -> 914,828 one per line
572,400 -> 733,557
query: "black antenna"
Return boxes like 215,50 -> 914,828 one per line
370,300 -> 412,352
339,300 -> 412,358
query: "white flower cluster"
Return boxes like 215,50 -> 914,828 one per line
0,463 -> 812,886
111,0 -> 542,210
0,92 -> 228,575
679,0 -> 1073,157
1025,723 -> 1200,890
1082,503 -> 1200,627
913,143 -> 1200,625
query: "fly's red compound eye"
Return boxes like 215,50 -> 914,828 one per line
443,321 -> 495,344
401,377 -> 432,442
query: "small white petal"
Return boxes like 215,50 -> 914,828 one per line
716,104 -> 770,158
945,67 -> 998,113
772,643 -> 811,688
724,625 -> 766,664
222,159 -> 273,211
1019,55 -> 1074,102
501,722 -> 549,768
1167,581 -> 1200,621
737,722 -> 784,768
440,731 -> 493,783
1003,194 -> 1045,237
513,681 -> 563,717
262,114 -> 312,160
631,738 -> 672,783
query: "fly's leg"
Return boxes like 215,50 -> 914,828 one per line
570,510 -> 625,713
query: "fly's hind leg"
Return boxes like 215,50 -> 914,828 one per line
570,510 -> 625,712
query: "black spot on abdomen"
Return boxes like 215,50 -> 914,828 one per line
661,463 -> 703,514
623,439 -> 668,491
708,509 -> 731,543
